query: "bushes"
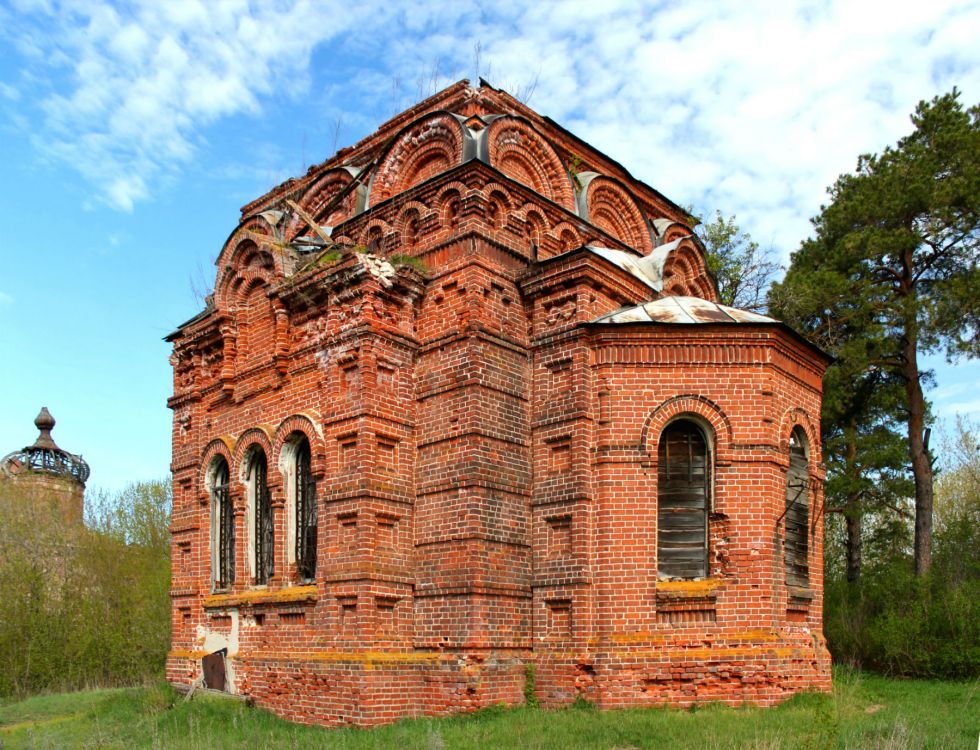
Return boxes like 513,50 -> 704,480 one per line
824,429 -> 980,679
825,564 -> 980,679
0,479 -> 171,698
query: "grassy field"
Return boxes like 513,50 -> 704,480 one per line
0,669 -> 976,749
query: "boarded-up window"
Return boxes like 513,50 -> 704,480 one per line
785,427 -> 809,587
657,420 -> 709,579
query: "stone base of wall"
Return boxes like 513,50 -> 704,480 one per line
168,633 -> 830,725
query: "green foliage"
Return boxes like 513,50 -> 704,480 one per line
692,210 -> 781,312
0,480 -> 171,699
388,253 -> 428,272
824,418 -> 980,678
1,671 -> 977,748
523,663 -> 538,708
772,88 -> 980,576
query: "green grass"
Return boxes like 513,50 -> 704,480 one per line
0,669 -> 976,749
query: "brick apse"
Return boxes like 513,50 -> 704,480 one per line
166,80 -> 832,725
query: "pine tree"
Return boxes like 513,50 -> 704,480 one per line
772,90 -> 980,575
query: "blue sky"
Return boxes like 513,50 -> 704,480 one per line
1,0 -> 978,492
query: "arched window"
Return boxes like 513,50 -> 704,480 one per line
210,457 -> 234,589
785,427 -> 810,587
248,449 -> 274,585
657,420 -> 709,579
295,437 -> 318,580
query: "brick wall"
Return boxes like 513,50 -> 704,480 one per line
166,80 -> 831,726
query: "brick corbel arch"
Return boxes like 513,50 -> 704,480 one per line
394,201 -> 432,250
357,218 -> 395,253
661,238 -> 717,301
369,112 -> 465,206
550,220 -> 583,253
584,176 -> 653,254
296,168 -> 357,233
486,116 -> 576,211
213,215 -> 285,306
641,395 -> 734,464
480,183 -> 514,230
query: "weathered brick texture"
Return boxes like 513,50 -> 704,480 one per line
167,80 -> 831,726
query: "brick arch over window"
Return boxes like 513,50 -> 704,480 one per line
296,168 -> 357,231
486,117 -> 575,211
777,407 -> 820,465
584,177 -> 653,254
238,440 -> 274,585
369,112 -> 465,206
660,239 -> 717,301
272,414 -> 325,476
273,415 -> 323,580
641,395 -> 733,463
201,439 -> 235,590
232,427 -> 276,481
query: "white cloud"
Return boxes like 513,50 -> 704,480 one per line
6,0 -> 393,211
0,291 -> 13,306
4,0 -> 980,243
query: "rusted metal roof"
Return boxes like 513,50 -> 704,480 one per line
591,296 -> 777,325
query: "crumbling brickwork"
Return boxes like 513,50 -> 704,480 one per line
167,80 -> 832,726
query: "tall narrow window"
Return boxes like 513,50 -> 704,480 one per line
785,427 -> 810,587
211,458 -> 235,589
657,420 -> 709,579
251,451 -> 274,585
295,437 -> 318,580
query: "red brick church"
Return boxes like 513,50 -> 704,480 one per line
166,80 -> 831,725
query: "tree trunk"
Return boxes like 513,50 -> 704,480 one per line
844,427 -> 862,583
846,510 -> 862,584
902,331 -> 933,576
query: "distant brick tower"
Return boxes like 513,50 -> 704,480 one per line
0,407 -> 89,523
166,80 -> 832,725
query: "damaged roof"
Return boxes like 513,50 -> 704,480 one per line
588,241 -> 686,294
591,296 -> 778,325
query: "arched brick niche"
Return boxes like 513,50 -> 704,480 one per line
295,169 -> 359,234
660,238 -> 717,301
487,116 -> 575,212
214,216 -> 285,310
370,113 -> 465,206
582,176 -> 653,254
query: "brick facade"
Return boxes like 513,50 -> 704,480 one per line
166,80 -> 832,725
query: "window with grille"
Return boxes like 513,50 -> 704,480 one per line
251,451 -> 274,585
657,420 -> 709,579
784,427 -> 810,587
211,458 -> 235,589
295,437 -> 318,580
